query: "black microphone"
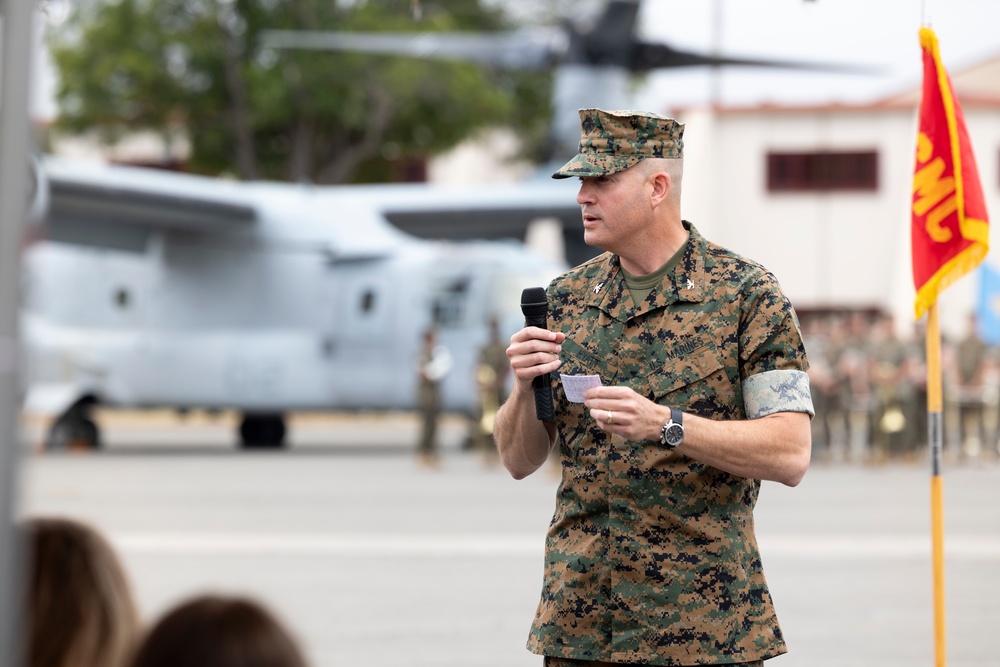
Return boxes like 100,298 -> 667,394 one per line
520,287 -> 554,421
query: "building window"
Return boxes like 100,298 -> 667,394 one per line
767,151 -> 878,192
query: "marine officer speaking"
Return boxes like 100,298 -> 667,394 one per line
494,109 -> 814,666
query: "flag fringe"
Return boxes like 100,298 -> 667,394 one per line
915,241 -> 989,319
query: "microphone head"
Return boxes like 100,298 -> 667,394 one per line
520,286 -> 547,319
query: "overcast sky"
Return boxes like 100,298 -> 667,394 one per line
634,0 -> 1000,111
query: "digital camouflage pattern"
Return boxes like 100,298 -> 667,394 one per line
743,370 -> 812,420
527,223 -> 812,665
552,109 -> 684,179
543,657 -> 763,667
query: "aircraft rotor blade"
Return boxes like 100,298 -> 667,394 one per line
259,29 -> 565,70
630,42 -> 876,74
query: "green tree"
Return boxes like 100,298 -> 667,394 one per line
48,0 -> 551,183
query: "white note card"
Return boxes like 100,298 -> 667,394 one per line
559,374 -> 602,403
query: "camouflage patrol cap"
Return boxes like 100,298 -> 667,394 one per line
552,108 -> 684,179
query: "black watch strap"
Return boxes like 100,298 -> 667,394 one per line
660,407 -> 684,449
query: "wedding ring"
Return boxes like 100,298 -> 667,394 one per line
606,410 -> 614,424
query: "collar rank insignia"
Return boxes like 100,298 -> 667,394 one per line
685,279 -> 694,290
594,282 -> 604,294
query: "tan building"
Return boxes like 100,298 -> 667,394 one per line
674,53 -> 1000,336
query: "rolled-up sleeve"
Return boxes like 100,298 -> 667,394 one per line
743,369 -> 814,418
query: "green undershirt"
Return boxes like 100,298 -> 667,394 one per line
620,237 -> 688,306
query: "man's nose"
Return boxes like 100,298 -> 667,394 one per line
577,182 -> 595,205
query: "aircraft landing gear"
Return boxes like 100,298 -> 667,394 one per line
239,413 -> 287,449
46,398 -> 100,451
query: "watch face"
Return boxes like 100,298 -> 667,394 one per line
665,424 -> 684,446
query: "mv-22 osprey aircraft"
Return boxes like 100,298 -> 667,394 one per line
23,158 -> 577,450
27,0 -> 857,451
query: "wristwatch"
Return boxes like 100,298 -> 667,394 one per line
660,407 -> 684,449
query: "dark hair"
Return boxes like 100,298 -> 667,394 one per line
24,517 -> 140,667
131,595 -> 308,667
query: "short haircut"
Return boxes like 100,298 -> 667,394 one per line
636,157 -> 683,204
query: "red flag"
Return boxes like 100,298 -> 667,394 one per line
912,27 -> 989,319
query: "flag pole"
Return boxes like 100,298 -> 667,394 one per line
925,301 -> 946,667
913,13 -> 988,666
918,5 -> 946,659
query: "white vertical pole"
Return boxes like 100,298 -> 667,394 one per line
0,0 -> 36,664
709,0 -> 722,107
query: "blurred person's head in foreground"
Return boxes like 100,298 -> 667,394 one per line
24,516 -> 140,667
130,594 -> 308,667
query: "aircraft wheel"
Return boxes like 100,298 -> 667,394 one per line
239,414 -> 287,449
46,413 -> 100,452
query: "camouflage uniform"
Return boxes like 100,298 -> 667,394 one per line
476,335 -> 510,450
417,330 -> 451,461
955,327 -> 988,455
417,343 -> 441,458
545,658 -> 763,667
869,321 -> 913,460
817,323 -> 851,457
527,223 -> 812,665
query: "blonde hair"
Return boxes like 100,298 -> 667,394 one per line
24,517 -> 140,667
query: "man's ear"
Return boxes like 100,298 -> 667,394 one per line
649,172 -> 670,208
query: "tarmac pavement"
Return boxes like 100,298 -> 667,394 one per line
16,411 -> 1000,667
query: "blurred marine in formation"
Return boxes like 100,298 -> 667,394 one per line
869,314 -> 915,461
953,313 -> 990,457
474,316 -> 510,462
799,310 -> 1000,464
416,327 -> 452,467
